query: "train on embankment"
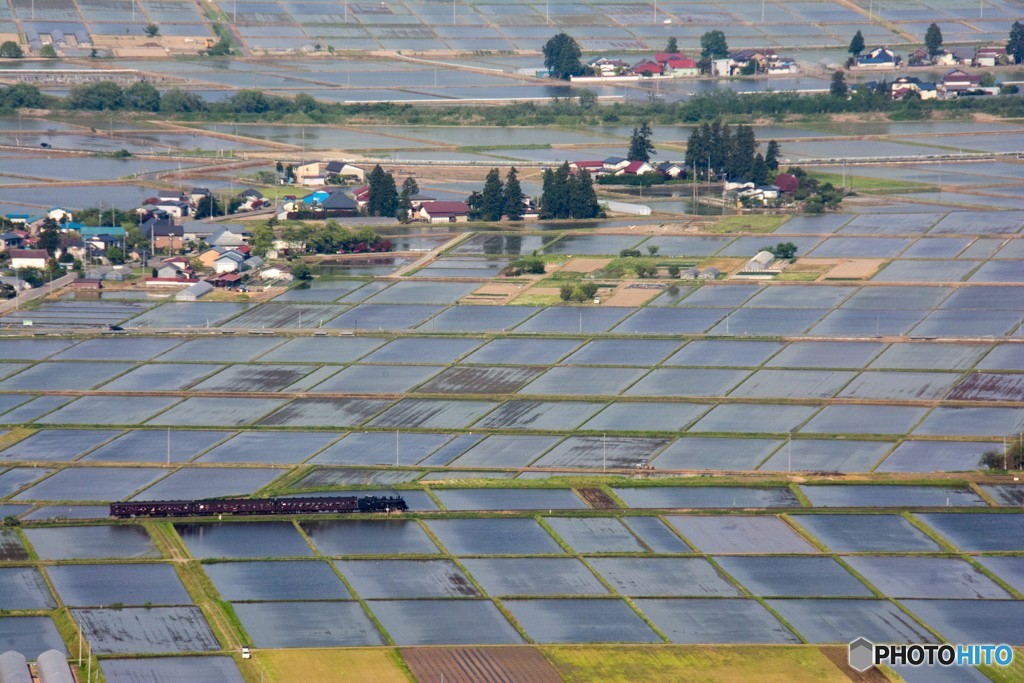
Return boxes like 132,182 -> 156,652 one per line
110,495 -> 408,518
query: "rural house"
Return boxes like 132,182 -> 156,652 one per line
9,249 -> 47,270
855,47 -> 900,69
419,201 -> 469,223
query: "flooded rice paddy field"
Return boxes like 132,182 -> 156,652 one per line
3,505 -> 1024,667
0,206 -> 1022,668
4,116 -> 1024,218
0,207 -> 1021,481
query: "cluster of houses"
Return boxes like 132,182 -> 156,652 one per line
853,45 -> 1009,70
582,49 -> 799,81
0,201 -> 278,296
0,207 -> 131,281
586,53 -> 698,79
278,185 -> 475,223
124,220 -> 280,300
853,46 -> 1008,97
570,158 -> 685,179
726,172 -> 800,207
905,45 -> 1007,68
876,69 -> 1001,100
289,160 -> 366,187
714,49 -> 800,76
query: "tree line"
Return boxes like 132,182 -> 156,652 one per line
4,75 -> 1024,126
540,163 -> 603,220
683,120 -> 779,183
280,222 -> 391,255
467,168 -> 525,221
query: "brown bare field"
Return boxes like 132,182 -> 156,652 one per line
473,283 -> 522,297
603,285 -> 662,306
463,282 -> 524,304
825,259 -> 885,279
819,647 -> 892,683
111,46 -> 169,58
946,372 -> 1024,402
784,258 -> 833,279
402,646 -> 562,683
256,648 -> 410,683
578,488 -> 618,509
700,257 -> 746,274
559,258 -> 611,273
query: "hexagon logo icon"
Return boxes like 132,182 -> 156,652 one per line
849,637 -> 874,672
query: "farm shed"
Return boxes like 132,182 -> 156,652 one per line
176,281 -> 214,301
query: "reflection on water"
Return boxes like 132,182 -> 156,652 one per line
313,256 -> 411,277
61,291 -> 169,301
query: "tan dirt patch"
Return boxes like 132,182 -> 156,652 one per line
603,285 -> 663,306
470,283 -> 522,299
473,283 -> 520,295
701,257 -> 746,274
560,257 -> 611,273
825,259 -> 885,279
788,258 -> 838,273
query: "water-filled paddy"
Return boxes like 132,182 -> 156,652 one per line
462,557 -> 608,596
667,516 -> 816,554
636,598 -> 798,644
176,522 -> 313,559
505,599 -> 659,644
369,600 -> 523,645
25,525 -> 159,560
304,519 -> 439,556
233,601 -> 383,648
426,518 -> 563,555
48,563 -> 191,606
337,559 -> 476,598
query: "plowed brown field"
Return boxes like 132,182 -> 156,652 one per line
402,646 -> 562,683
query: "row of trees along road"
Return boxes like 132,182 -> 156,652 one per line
467,167 -> 525,221
684,120 -> 780,184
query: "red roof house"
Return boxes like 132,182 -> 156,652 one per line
774,173 -> 799,193
631,59 -> 663,76
621,160 -> 655,175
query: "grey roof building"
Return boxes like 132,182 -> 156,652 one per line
0,651 -> 31,683
37,650 -> 74,683
176,281 -> 214,301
